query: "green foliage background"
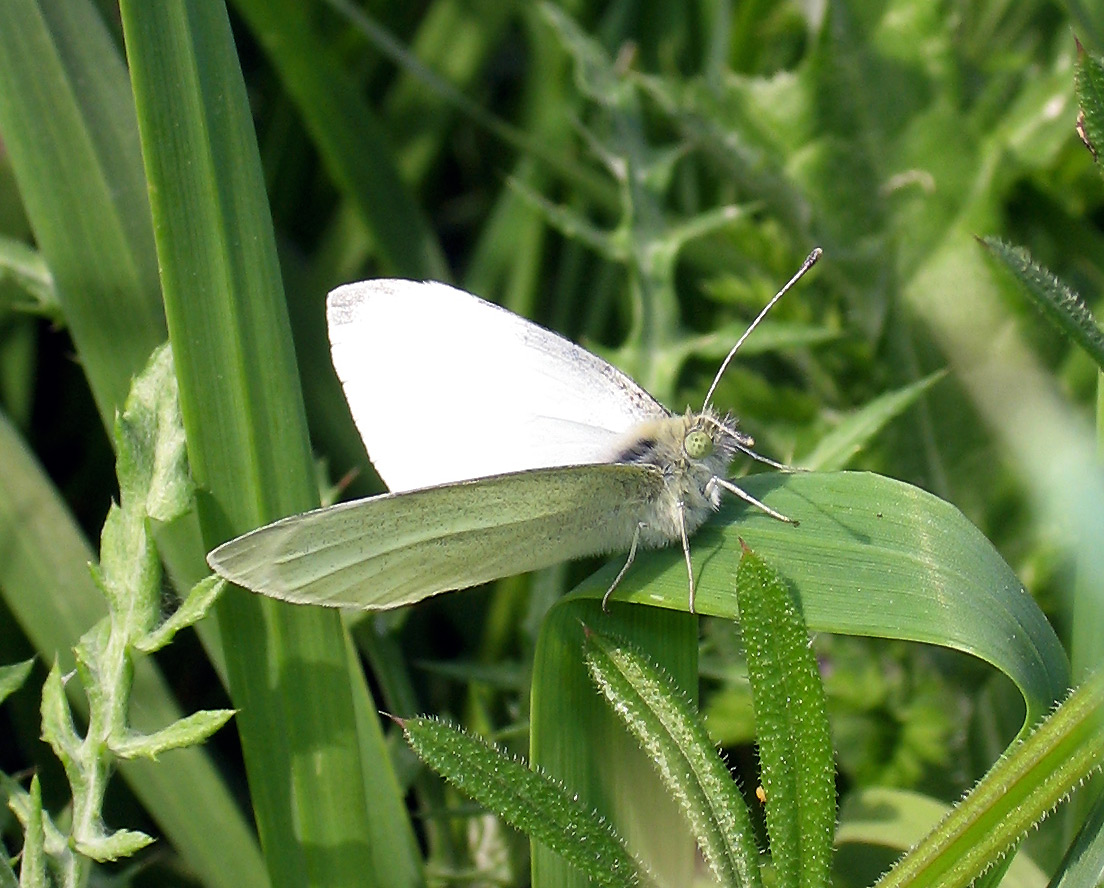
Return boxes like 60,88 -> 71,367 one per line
0,1 -> 1101,886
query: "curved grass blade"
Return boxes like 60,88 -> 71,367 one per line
589,471 -> 1068,728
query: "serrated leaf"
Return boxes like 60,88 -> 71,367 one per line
39,661 -> 82,772
980,238 -> 1104,372
75,827 -> 155,862
72,619 -> 110,695
736,545 -> 834,888
401,715 -> 652,887
111,709 -> 236,760
666,205 -> 748,255
801,371 -> 946,471
98,344 -> 193,637
539,4 -> 635,111
3,774 -> 66,860
0,772 -> 29,822
0,659 -> 34,705
584,629 -> 763,888
116,343 -> 193,523
135,576 -> 226,654
508,177 -> 625,261
137,345 -> 193,524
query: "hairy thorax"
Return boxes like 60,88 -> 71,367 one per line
610,409 -> 745,548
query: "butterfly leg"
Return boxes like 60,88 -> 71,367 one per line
710,476 -> 797,525
602,523 -> 644,612
678,501 -> 697,614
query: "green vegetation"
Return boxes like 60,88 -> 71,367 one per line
1,2 -> 1102,887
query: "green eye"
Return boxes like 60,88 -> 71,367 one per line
684,429 -> 713,459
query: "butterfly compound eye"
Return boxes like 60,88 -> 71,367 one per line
684,429 -> 713,460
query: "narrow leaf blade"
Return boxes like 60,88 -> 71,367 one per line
402,715 -> 651,888
736,545 -> 834,888
979,238 -> 1104,371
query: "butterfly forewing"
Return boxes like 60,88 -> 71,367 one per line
327,280 -> 668,491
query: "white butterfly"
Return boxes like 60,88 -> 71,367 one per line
207,250 -> 820,612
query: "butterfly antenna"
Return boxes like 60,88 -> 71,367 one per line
701,248 -> 822,413
734,441 -> 807,472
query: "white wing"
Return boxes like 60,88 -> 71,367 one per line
207,465 -> 664,610
327,280 -> 668,491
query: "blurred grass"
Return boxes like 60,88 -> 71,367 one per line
0,0 -> 1102,885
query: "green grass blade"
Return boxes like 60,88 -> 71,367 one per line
118,4 -> 414,886
1048,785 -> 1104,888
801,372 -> 947,472
589,471 -> 1068,728
875,670 -> 1104,888
0,1 -> 270,883
232,0 -> 447,279
735,546 -> 834,888
836,788 -> 1047,888
0,0 -> 165,424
